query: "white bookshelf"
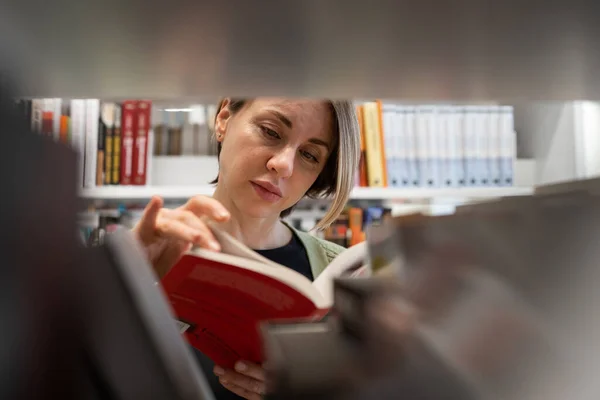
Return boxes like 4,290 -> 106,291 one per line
349,186 -> 533,200
80,156 -> 536,202
80,185 -> 533,201
80,185 -> 215,200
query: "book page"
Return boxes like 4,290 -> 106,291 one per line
313,241 -> 369,304
202,221 -> 282,268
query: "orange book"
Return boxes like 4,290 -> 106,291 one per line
356,105 -> 369,187
59,115 -> 69,144
376,100 -> 388,187
362,101 -> 387,187
349,207 -> 364,247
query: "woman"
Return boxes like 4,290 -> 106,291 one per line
134,97 -> 360,399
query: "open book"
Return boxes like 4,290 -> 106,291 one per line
160,222 -> 369,369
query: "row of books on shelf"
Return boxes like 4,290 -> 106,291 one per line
356,101 -> 517,188
151,105 -> 218,157
78,203 -> 392,249
16,99 -> 222,189
16,98 -> 518,192
18,98 -> 154,187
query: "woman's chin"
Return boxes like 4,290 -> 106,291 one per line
239,202 -> 284,219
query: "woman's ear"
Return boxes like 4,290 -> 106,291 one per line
215,98 -> 232,142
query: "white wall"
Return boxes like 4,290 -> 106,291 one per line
574,101 -> 600,179
514,102 -> 578,185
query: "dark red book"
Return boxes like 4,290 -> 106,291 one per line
160,223 -> 368,369
132,100 -> 151,185
120,101 -> 137,185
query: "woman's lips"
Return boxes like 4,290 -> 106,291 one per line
250,181 -> 282,202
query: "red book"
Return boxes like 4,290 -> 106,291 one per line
160,223 -> 368,369
133,100 -> 151,185
120,101 -> 137,185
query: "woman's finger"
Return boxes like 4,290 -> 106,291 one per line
162,209 -> 221,251
219,380 -> 262,400
234,361 -> 265,382
135,196 -> 164,241
184,196 -> 230,222
155,217 -> 207,246
214,367 -> 265,396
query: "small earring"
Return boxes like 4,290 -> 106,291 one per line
217,133 -> 223,140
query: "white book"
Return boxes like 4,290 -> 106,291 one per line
70,100 -> 86,188
476,106 -> 490,186
428,106 -> 440,188
463,106 -> 478,186
30,99 -> 43,134
390,105 -> 401,188
415,106 -> 430,187
381,104 -> 397,187
405,106 -> 419,186
395,105 -> 409,187
52,98 -> 62,142
83,99 -> 100,188
451,106 -> 466,187
500,106 -> 516,186
437,106 -> 451,187
488,105 -> 502,186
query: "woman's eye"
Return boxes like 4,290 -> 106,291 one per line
261,126 -> 280,139
301,150 -> 319,163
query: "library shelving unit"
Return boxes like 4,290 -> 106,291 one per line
79,185 -> 533,202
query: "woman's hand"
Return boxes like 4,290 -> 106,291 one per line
214,361 -> 266,400
133,195 -> 230,279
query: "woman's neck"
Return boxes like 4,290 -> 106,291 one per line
212,184 -> 292,250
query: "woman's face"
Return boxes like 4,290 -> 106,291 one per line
215,98 -> 334,218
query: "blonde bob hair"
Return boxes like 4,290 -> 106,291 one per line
212,98 -> 360,230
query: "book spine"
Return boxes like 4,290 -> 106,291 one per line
70,100 -> 86,188
376,100 -> 388,187
102,103 -> 115,185
489,106 -> 502,186
348,207 -> 364,247
52,98 -> 62,141
96,107 -> 105,187
356,104 -> 369,187
112,106 -> 121,184
405,106 -> 419,186
31,99 -> 42,134
416,106 -> 429,187
120,101 -> 137,185
381,104 -> 396,187
363,102 -> 386,187
84,99 -> 99,188
59,115 -> 69,144
133,100 -> 151,185
41,99 -> 54,137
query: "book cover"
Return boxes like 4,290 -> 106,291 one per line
41,99 -> 54,137
69,100 -> 86,188
120,101 -> 137,185
382,104 -> 398,187
96,107 -> 105,187
112,106 -> 121,184
500,106 -> 515,186
363,101 -> 387,187
161,223 -> 368,369
405,106 -> 419,187
52,98 -> 62,142
356,104 -> 369,187
133,100 -> 151,185
102,103 -> 116,185
83,99 -> 99,188
31,99 -> 42,134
